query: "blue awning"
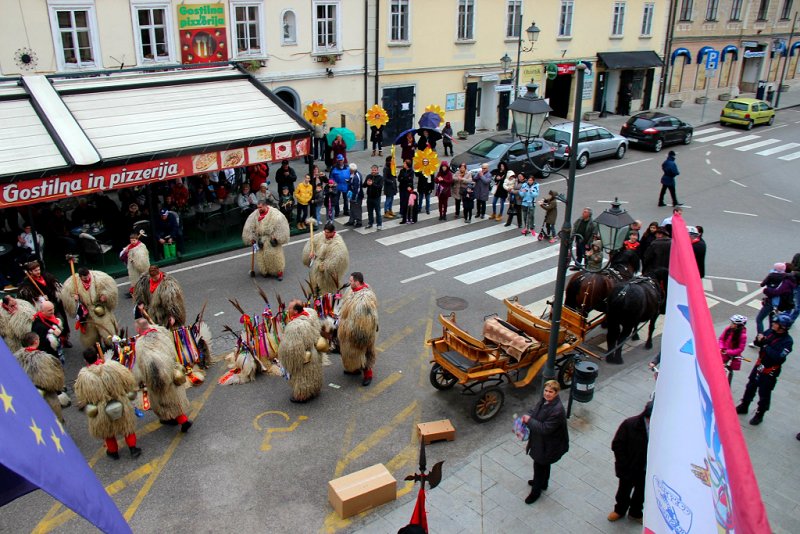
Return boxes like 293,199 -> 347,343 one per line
697,46 -> 716,63
671,48 -> 692,65
771,41 -> 787,58
791,41 -> 800,57
721,45 -> 739,62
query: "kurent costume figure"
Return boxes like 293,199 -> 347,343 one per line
279,300 -> 324,403
132,319 -> 192,432
75,348 -> 141,460
15,333 -> 67,422
61,267 -> 119,348
133,265 -> 186,327
302,222 -> 349,295
120,232 -> 150,297
337,272 -> 379,386
1,296 -> 35,352
242,200 -> 290,281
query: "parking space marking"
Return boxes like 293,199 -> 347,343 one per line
764,193 -> 792,202
254,411 -> 308,452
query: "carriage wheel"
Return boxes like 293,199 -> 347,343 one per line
557,357 -> 576,389
429,364 -> 457,390
470,387 -> 505,423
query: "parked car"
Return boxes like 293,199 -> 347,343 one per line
620,112 -> 693,152
542,122 -> 628,169
449,134 -> 556,177
719,98 -> 775,130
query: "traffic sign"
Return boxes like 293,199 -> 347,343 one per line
705,50 -> 720,71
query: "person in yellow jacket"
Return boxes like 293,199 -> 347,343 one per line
294,175 -> 313,230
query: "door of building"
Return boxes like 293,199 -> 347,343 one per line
497,80 -> 511,130
464,82 -> 478,134
642,69 -> 654,110
382,86 -> 415,145
617,70 -> 634,115
545,75 -> 571,119
594,71 -> 607,113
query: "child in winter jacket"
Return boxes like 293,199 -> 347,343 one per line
462,183 -> 475,223
279,186 -> 295,223
311,182 -> 325,225
294,175 -> 313,229
538,190 -> 558,242
719,315 -> 747,385
323,179 -> 337,222
405,187 -> 418,224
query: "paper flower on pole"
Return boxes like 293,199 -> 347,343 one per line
424,104 -> 445,126
365,104 -> 389,128
390,145 -> 397,176
303,102 -> 328,126
413,148 -> 439,176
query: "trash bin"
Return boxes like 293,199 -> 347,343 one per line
571,361 -> 599,403
756,80 -> 767,100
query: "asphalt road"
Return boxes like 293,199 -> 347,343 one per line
2,111 -> 798,534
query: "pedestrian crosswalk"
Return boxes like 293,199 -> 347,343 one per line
693,126 -> 800,160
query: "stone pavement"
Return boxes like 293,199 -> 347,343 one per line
346,318 -> 800,534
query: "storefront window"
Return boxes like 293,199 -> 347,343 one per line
669,57 -> 687,93
695,64 -> 707,90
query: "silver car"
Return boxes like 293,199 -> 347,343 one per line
543,122 -> 628,169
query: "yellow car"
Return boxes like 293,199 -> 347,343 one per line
719,98 -> 775,130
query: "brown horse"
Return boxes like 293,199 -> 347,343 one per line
564,249 -> 641,316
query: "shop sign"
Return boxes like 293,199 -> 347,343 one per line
494,85 -> 513,92
741,41 -> 758,48
582,62 -> 594,101
557,63 -> 576,75
546,63 -> 558,80
0,138 -> 311,209
177,4 -> 228,64
743,50 -> 766,58
520,65 -> 543,84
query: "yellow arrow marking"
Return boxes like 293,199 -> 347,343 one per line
253,410 -> 308,452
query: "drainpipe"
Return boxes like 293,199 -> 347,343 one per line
775,11 -> 797,108
375,0 -> 380,106
658,0 -> 679,108
364,0 -> 369,151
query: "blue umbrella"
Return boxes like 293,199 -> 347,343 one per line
418,111 -> 442,130
393,128 -> 417,145
327,127 -> 357,149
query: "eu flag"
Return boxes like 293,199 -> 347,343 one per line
0,339 -> 132,533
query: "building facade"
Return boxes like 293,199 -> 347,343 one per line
662,0 -> 800,105
1,0 -> 670,143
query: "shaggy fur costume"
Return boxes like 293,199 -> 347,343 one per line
279,309 -> 323,401
14,348 -> 65,422
242,207 -> 290,277
61,270 -> 119,347
75,360 -> 137,440
0,300 -> 35,352
133,273 -> 186,327
126,243 -> 150,287
337,288 -> 379,373
133,326 -> 190,421
302,233 -> 349,295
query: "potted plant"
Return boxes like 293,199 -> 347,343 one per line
457,130 -> 469,140
695,96 -> 708,104
241,60 -> 262,73
321,54 -> 338,65
668,99 -> 683,108
718,93 -> 731,101
780,84 -> 790,92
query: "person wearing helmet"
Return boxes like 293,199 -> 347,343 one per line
719,315 -> 748,385
736,313 -> 794,425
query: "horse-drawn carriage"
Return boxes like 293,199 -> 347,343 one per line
427,298 -> 590,422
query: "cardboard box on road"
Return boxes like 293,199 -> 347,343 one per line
417,419 -> 456,444
328,463 -> 396,519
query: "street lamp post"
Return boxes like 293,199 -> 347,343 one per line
513,22 -> 541,102
595,198 -> 635,256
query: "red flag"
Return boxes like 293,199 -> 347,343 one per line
408,486 -> 428,532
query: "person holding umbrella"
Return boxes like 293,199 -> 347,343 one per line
331,134 -> 347,163
399,131 -> 416,162
327,127 -> 356,165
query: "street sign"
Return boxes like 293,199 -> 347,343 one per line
546,63 -> 558,81
705,50 -> 720,71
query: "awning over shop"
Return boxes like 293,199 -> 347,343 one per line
697,46 -> 717,63
671,48 -> 692,65
597,51 -> 664,70
0,65 -> 312,208
721,45 -> 739,61
791,41 -> 800,56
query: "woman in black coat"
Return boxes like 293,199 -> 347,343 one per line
397,160 -> 415,224
522,380 -> 569,504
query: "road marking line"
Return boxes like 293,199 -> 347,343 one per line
382,293 -> 420,314
400,224 -> 511,257
356,203 -> 452,235
705,151 -> 712,156
729,180 -> 747,187
747,300 -> 761,310
696,132 -> 740,142
454,245 -> 560,284
400,271 -> 434,283
714,134 -> 761,147
375,216 -> 463,245
793,219 -> 800,223
576,158 -> 652,177
361,371 -> 403,402
597,199 -> 629,204
254,412 -> 308,452
705,158 -> 711,164
756,142 -> 800,155
486,267 -> 559,300
702,278 -> 713,292
764,193 -> 792,202
734,139 -> 780,151
723,210 -> 757,217
736,282 -> 748,292
693,127 -> 723,136
427,235 -> 534,271
712,168 -> 721,175
376,320 -> 425,353
706,275 -> 761,283
777,151 -> 800,161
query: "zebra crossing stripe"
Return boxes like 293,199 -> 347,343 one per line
486,267 -> 559,300
454,245 -> 560,284
692,127 -> 723,137
777,151 -> 800,161
714,134 -> 760,147
756,142 -> 800,156
400,224 -> 512,257
734,139 -> 780,151
371,208 -> 461,241
427,235 -> 544,271
696,132 -> 740,143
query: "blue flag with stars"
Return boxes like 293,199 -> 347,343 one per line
0,339 -> 132,533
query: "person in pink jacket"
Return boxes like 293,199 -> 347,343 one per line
719,314 -> 748,385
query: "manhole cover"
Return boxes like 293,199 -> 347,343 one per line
436,296 -> 468,311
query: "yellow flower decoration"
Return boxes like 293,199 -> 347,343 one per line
303,102 -> 327,126
413,148 -> 439,176
390,145 -> 397,176
365,104 -> 389,128
424,104 -> 445,126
